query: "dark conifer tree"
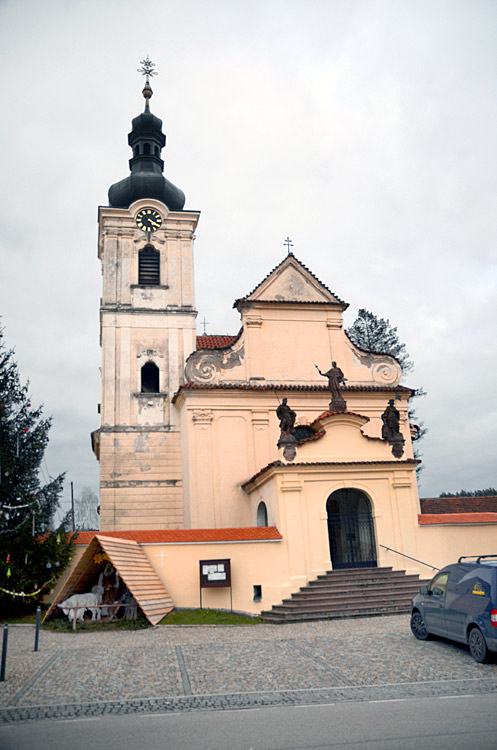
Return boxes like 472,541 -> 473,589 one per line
0,324 -> 73,616
346,309 -> 414,373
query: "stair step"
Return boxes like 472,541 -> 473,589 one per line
272,595 -> 415,613
262,604 -> 411,623
310,570 -> 419,583
262,566 -> 427,623
287,591 -> 419,607
297,581 -> 423,596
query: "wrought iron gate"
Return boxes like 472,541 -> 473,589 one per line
327,489 -> 377,569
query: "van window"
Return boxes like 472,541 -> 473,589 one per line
429,572 -> 448,597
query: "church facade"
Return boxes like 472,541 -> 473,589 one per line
77,73 -> 497,617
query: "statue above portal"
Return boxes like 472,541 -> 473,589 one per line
381,399 -> 400,441
316,361 -> 347,412
276,398 -> 298,462
277,398 -> 296,438
381,398 -> 405,458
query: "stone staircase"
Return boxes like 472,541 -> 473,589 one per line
261,567 -> 430,623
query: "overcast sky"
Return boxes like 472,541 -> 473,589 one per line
0,0 -> 496,519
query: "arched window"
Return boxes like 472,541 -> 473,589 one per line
154,145 -> 159,155
141,362 -> 160,393
257,501 -> 268,527
138,245 -> 160,285
143,143 -> 151,155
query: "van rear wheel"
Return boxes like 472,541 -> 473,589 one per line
468,627 -> 489,663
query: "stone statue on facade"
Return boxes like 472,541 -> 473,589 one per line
277,398 -> 296,437
316,361 -> 347,412
381,398 -> 405,458
276,397 -> 298,461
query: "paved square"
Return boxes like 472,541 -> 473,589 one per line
1,615 -> 496,723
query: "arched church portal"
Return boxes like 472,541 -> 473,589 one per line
326,489 -> 377,569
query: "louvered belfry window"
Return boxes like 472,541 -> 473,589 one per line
139,245 -> 160,286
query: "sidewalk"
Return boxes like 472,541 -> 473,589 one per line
1,615 -> 496,723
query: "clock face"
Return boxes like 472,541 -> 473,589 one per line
136,208 -> 162,232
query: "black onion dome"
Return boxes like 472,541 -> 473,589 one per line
108,84 -> 185,210
130,109 -> 165,135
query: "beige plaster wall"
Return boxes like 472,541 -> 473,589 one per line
414,524 -> 497,576
141,540 -> 287,614
177,387 -> 413,530
240,304 -> 402,389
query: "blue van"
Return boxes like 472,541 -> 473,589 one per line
410,555 -> 497,663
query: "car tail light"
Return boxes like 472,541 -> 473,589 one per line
491,610 -> 497,627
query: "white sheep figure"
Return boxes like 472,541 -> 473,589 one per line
58,592 -> 101,623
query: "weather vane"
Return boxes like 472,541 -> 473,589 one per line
283,237 -> 294,255
137,56 -> 158,85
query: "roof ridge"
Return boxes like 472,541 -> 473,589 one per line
173,382 -> 414,402
242,459 -> 418,489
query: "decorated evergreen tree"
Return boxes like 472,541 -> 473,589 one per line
346,309 -> 426,468
0,324 -> 73,616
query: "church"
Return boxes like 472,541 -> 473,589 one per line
49,63 -> 497,625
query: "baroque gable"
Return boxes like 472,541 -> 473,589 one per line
234,254 -> 347,308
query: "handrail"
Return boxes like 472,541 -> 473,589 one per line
379,544 -> 439,572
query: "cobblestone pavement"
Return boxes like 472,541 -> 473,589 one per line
1,615 -> 496,723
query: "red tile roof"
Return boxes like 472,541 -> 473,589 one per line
418,513 -> 497,525
420,496 -> 497,514
196,335 -> 238,350
71,527 -> 282,545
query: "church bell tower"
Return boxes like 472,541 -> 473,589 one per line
92,59 -> 200,530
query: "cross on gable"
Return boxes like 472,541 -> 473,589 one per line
283,237 -> 294,255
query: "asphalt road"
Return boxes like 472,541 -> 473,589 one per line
1,693 -> 497,750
